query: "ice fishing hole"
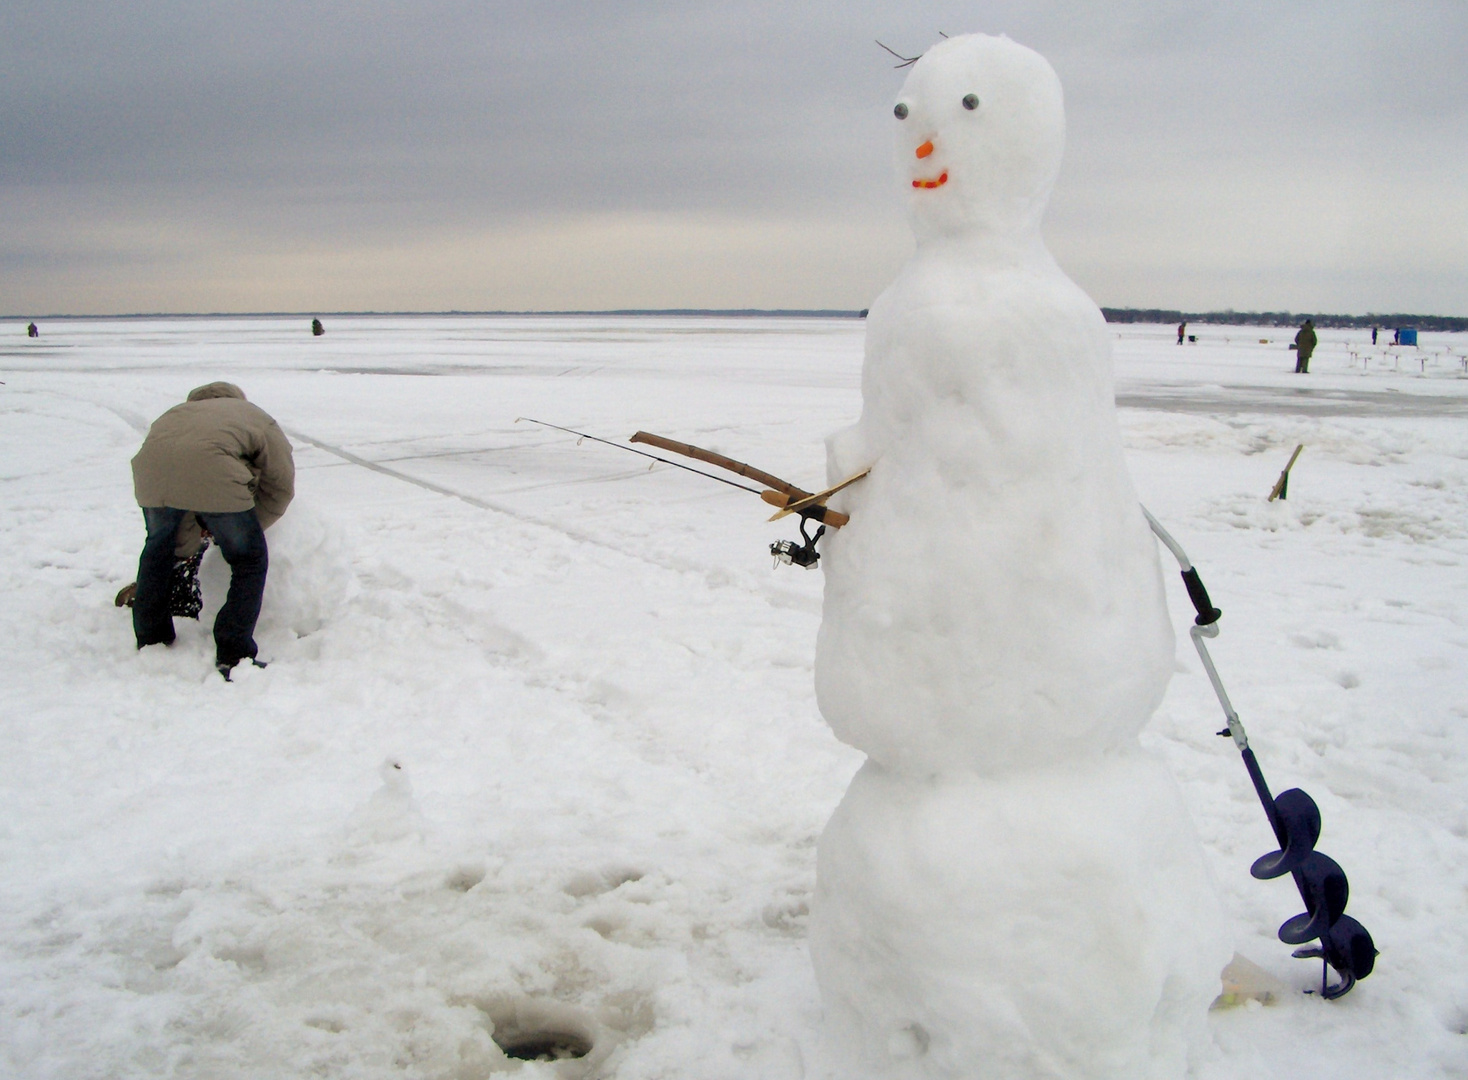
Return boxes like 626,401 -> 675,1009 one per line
473,996 -> 609,1072
495,1029 -> 594,1062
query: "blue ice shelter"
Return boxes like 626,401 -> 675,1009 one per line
1397,328 -> 1418,346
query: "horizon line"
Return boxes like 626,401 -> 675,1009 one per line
7,308 -> 863,321
7,307 -> 1468,324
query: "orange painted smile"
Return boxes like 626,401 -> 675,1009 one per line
912,141 -> 945,188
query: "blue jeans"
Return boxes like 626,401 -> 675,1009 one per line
134,507 -> 268,666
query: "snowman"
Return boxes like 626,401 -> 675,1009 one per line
808,34 -> 1231,1080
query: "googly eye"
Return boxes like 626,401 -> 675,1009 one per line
962,94 -> 979,110
894,103 -> 909,120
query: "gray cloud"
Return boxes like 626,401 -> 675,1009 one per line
2,1 -> 1464,314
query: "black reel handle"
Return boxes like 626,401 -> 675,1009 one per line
770,516 -> 825,569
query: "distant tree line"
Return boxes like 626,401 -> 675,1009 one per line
1100,308 -> 1468,332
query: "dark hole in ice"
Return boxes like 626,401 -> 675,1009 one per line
494,1029 -> 594,1061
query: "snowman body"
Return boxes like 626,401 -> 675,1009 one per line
809,34 -> 1229,1079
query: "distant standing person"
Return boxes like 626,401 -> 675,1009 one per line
1371,325 -> 1378,345
1293,318 -> 1317,373
27,322 -> 38,338
131,382 -> 295,679
1177,320 -> 1186,345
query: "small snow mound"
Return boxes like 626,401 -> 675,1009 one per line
199,506 -> 355,638
260,506 -> 355,636
345,759 -> 428,847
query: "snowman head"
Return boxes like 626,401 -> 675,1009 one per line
892,34 -> 1065,244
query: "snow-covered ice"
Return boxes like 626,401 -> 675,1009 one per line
2,313 -> 1467,1078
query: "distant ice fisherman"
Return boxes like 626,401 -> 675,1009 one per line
1293,318 -> 1316,373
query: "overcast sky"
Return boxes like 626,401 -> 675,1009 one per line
3,1 -> 1464,316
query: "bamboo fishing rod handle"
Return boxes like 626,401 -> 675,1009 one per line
818,507 -> 850,528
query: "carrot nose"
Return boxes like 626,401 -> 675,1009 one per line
916,141 -> 934,159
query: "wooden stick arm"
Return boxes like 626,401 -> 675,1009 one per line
631,431 -> 809,499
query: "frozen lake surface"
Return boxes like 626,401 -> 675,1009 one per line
2,315 -> 1467,1077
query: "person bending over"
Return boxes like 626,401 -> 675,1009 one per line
131,382 -> 294,678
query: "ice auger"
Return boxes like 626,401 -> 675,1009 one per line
1144,508 -> 1377,999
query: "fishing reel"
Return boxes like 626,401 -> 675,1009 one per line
771,516 -> 825,569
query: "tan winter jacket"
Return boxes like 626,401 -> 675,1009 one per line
132,383 -> 295,533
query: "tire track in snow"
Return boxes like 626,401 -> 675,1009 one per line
280,432 -> 825,781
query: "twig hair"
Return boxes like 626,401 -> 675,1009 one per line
875,40 -> 921,68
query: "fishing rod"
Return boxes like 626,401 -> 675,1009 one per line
1144,507 -> 1376,999
517,418 -> 864,567
629,431 -> 867,528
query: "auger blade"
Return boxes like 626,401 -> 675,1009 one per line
1277,851 -> 1349,946
1293,914 -> 1377,999
1251,788 -> 1322,880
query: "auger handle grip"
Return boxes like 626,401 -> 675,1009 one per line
1181,568 -> 1221,626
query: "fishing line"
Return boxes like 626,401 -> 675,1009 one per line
516,417 -> 765,496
